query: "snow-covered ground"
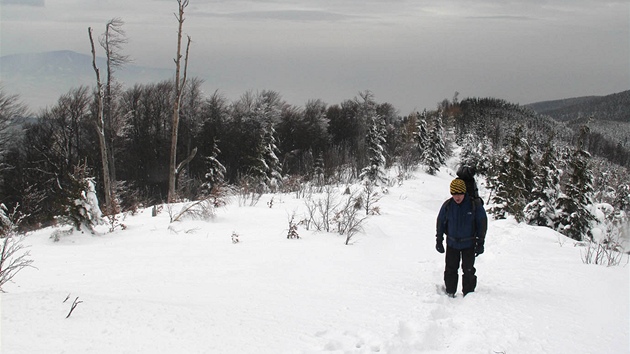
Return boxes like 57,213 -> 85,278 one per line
1,167 -> 628,353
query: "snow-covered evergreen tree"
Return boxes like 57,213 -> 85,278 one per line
522,139 -> 536,194
555,127 -> 597,241
460,133 -> 493,176
524,137 -> 562,227
486,149 -> 507,219
613,183 -> 630,212
60,163 -> 104,233
250,123 -> 283,192
424,111 -> 446,175
414,110 -> 429,164
265,124 -> 283,191
201,141 -> 226,196
249,146 -> 270,192
460,133 -> 481,168
475,136 -> 493,175
610,183 -> 629,243
359,115 -> 388,185
490,126 -> 530,221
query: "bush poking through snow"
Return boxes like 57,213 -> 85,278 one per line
237,176 -> 264,207
287,213 -> 300,239
50,228 -> 73,242
302,186 -> 370,244
169,185 -> 229,223
281,175 -> 311,199
581,202 -> 629,266
106,213 -> 127,233
0,237 -> 35,292
303,186 -> 339,232
0,205 -> 35,292
362,181 -> 382,216
580,235 -> 628,266
334,190 -> 367,245
231,232 -> 240,244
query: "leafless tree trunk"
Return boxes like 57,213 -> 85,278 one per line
100,18 -> 130,186
88,27 -> 114,215
168,0 -> 192,203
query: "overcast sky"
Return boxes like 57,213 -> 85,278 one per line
1,0 -> 628,113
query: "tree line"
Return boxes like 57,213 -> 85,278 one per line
0,83 -> 440,229
1,85 -> 629,245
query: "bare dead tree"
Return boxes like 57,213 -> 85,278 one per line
88,27 -> 115,215
168,0 -> 194,203
99,18 -> 130,185
100,18 -> 130,76
0,88 -> 28,163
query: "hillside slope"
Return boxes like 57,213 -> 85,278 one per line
1,166 -> 628,353
527,90 -> 630,123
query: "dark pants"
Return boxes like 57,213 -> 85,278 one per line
444,246 -> 477,295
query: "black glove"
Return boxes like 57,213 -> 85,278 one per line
475,244 -> 484,257
436,240 -> 445,254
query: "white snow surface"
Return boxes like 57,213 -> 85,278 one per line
1,168 -> 628,353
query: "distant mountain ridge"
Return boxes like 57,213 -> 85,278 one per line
526,96 -> 600,115
0,50 -> 173,111
526,90 -> 630,123
527,91 -> 630,167
1,50 -> 104,77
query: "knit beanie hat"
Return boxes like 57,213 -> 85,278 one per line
450,178 -> 466,195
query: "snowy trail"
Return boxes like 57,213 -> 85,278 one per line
2,169 -> 628,353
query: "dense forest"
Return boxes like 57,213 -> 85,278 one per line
1,81 -> 629,246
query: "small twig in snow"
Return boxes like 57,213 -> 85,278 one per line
66,297 -> 83,318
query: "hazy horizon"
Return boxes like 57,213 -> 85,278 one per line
1,0 -> 628,113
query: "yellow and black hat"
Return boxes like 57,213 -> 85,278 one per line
450,179 -> 466,195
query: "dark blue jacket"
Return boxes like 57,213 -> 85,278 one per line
436,194 -> 487,250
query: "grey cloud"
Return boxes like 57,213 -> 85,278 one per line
194,9 -> 361,22
0,0 -> 44,6
465,15 -> 536,21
